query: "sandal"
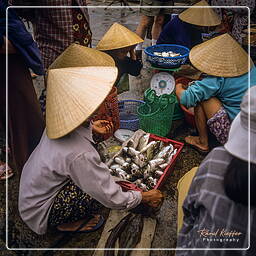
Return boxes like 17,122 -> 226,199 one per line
0,162 -> 14,181
57,215 -> 105,234
185,136 -> 210,155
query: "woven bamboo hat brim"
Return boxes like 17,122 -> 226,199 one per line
96,23 -> 143,51
179,0 -> 221,27
48,44 -> 115,70
189,33 -> 252,77
46,66 -> 118,139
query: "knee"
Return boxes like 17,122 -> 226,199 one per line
139,16 -> 152,28
154,15 -> 165,26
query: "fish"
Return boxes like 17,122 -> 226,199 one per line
133,155 -> 146,168
154,144 -> 173,159
146,141 -> 161,161
148,158 -> 165,172
104,213 -> 133,256
140,141 -> 161,162
140,141 -> 157,154
153,51 -> 181,57
126,174 -> 132,181
125,157 -> 132,163
123,147 -> 143,159
137,183 -> 148,191
115,168 -> 128,179
134,179 -> 142,186
127,139 -> 135,148
137,134 -> 150,151
130,168 -> 142,177
143,169 -> 150,179
166,148 -> 177,163
122,162 -> 130,170
115,157 -> 126,166
110,164 -> 121,170
155,170 -> 163,178
130,163 -> 139,171
159,163 -> 168,170
117,214 -> 144,256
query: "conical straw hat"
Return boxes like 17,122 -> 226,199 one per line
46,66 -> 118,139
96,23 -> 143,51
179,0 -> 221,27
48,44 -> 115,70
189,33 -> 252,77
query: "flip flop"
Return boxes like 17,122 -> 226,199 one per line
0,162 -> 14,181
57,215 -> 105,234
185,136 -> 210,155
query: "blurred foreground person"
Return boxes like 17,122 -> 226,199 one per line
176,86 -> 256,255
0,0 -> 44,176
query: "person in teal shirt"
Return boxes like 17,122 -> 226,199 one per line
176,33 -> 255,154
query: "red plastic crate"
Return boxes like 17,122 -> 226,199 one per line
116,133 -> 184,192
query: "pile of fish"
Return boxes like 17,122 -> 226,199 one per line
153,51 -> 181,57
108,133 -> 177,191
104,204 -> 157,256
104,213 -> 144,256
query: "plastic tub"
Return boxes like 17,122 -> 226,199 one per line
118,100 -> 145,131
144,44 -> 190,68
138,94 -> 176,137
175,77 -> 196,128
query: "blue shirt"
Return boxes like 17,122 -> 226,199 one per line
0,1 -> 44,75
156,16 -> 203,49
180,66 -> 256,120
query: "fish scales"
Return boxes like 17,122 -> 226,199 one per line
117,214 -> 144,256
137,134 -> 150,151
104,213 -> 133,256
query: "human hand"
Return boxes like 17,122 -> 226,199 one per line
92,120 -> 114,135
141,189 -> 164,208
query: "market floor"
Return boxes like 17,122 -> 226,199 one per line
0,1 -> 209,255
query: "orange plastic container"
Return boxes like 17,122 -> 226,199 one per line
175,77 -> 196,128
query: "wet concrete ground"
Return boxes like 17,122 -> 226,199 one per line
0,1 -> 207,255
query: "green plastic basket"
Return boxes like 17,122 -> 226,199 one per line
138,90 -> 176,137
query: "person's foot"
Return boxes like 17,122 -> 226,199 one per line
185,136 -> 209,153
57,215 -> 101,232
0,161 -> 14,181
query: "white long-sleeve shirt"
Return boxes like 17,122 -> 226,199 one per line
19,125 -> 141,235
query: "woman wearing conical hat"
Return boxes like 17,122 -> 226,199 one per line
175,33 -> 256,154
157,0 -> 222,48
18,67 -> 163,235
96,23 -> 144,90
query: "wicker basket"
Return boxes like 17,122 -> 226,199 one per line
138,91 -> 176,137
118,100 -> 145,131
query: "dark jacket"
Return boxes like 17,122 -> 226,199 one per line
0,0 -> 44,75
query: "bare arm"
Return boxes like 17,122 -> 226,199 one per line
175,83 -> 186,102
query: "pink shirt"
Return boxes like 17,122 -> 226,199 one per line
19,126 -> 141,234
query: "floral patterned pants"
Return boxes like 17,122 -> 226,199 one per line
207,107 -> 231,145
48,180 -> 102,227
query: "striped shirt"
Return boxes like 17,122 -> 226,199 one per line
177,147 -> 256,256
